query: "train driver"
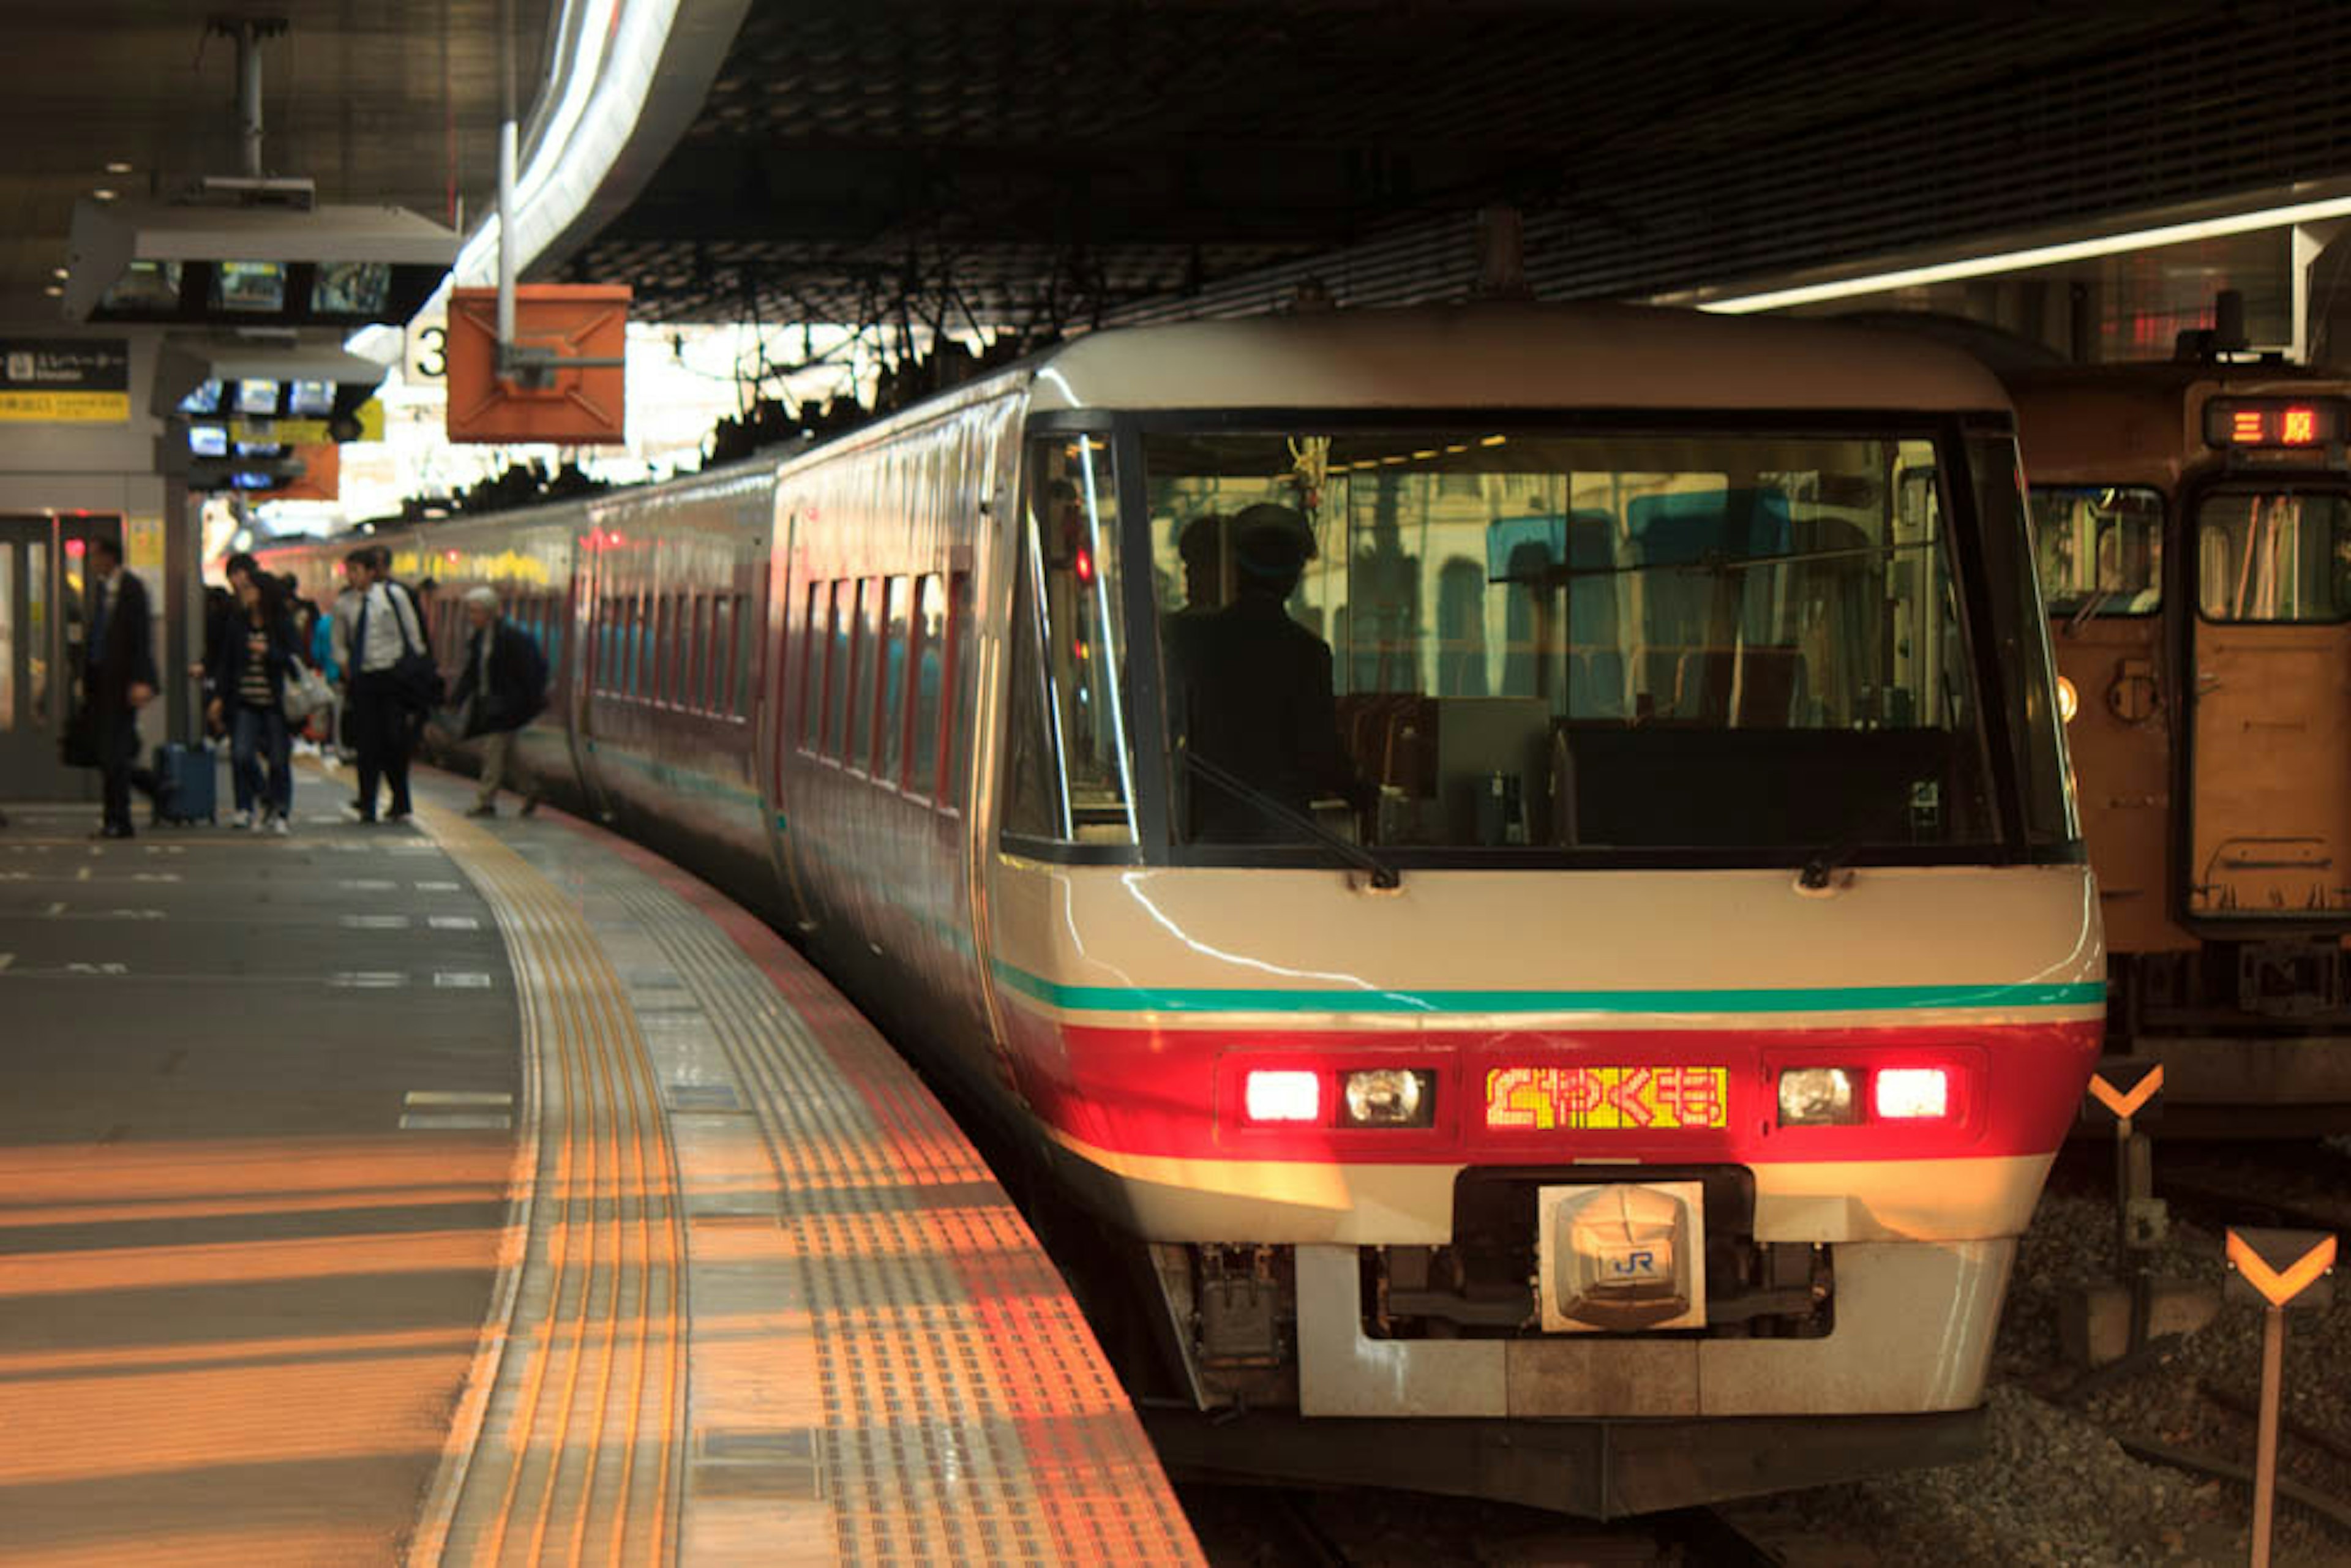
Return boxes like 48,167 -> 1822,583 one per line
1170,502 -> 1370,841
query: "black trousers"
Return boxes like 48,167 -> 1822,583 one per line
348,673 -> 414,819
96,702 -> 139,831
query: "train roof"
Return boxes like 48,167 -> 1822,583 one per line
1026,302 -> 2012,417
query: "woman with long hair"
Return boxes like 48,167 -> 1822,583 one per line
208,570 -> 300,833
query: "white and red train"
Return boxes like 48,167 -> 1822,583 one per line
261,304 -> 2103,1514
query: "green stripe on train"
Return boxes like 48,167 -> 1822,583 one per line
991,964 -> 2104,1016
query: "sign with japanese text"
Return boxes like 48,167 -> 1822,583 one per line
0,339 -> 129,422
1486,1065 -> 1729,1131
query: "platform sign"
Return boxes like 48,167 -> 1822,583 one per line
0,339 -> 129,422
2080,1058 -> 2164,1126
2225,1228 -> 2337,1311
445,285 -> 628,445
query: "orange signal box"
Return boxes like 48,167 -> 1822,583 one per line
446,283 -> 629,446
2225,1228 -> 2337,1310
266,441 -> 340,504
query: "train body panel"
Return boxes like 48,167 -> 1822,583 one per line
254,304 -> 2102,1507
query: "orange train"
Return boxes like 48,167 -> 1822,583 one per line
2015,360 -> 2351,1128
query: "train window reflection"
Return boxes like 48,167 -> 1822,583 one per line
824,582 -> 850,756
1003,436 -> 1136,844
2195,491 -> 2351,623
1144,427 -> 2012,856
2033,486 -> 2163,617
849,578 -> 879,768
879,577 -> 911,779
912,574 -> 946,797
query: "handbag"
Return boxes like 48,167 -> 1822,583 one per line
59,702 -> 99,768
383,584 -> 446,713
282,659 -> 332,722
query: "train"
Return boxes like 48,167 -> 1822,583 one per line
258,303 -> 2104,1516
2011,353 -> 2351,1131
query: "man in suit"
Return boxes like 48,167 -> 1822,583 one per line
1168,502 -> 1368,841
80,535 -> 157,839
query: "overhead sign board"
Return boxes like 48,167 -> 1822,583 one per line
0,339 -> 130,422
446,285 -> 628,445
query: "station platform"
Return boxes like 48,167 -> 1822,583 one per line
0,766 -> 1201,1566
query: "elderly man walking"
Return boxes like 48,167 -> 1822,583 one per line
449,586 -> 548,817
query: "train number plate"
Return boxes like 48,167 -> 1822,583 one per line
1483,1066 -> 1730,1131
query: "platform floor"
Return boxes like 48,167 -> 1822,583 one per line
0,767 -> 1199,1566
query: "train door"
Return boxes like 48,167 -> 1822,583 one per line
760,499 -> 817,928
0,515 -> 112,802
2183,482 -> 2351,931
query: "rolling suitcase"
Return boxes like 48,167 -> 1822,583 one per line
151,741 -> 218,825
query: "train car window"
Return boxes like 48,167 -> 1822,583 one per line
1968,437 -> 2079,847
695,591 -> 713,714
730,591 -> 753,718
2032,487 -> 2162,617
801,582 -> 825,749
1007,434 -> 1137,843
878,577 -> 912,781
1143,427 -> 2027,857
944,571 -> 971,809
824,582 -> 851,756
1000,524 -> 1065,837
850,577 -> 880,768
910,575 -> 946,797
2196,490 -> 2351,623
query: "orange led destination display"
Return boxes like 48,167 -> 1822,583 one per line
2204,397 -> 2349,451
1486,1065 -> 1729,1131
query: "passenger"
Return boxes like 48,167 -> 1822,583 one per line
340,546 -> 429,824
76,535 -> 157,840
192,552 -> 260,706
449,586 -> 549,818
208,570 -> 299,833
1175,503 -> 1368,841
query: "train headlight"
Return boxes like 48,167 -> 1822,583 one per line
2057,675 -> 2079,723
1777,1067 -> 1859,1126
1341,1068 -> 1434,1128
1872,1067 -> 1951,1120
1243,1069 -> 1322,1124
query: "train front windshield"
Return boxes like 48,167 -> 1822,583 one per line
1116,424 -> 2073,865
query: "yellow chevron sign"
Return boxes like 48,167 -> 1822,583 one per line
2226,1228 -> 2337,1309
2087,1064 -> 2163,1120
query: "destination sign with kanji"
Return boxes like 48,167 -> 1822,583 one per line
1485,1065 -> 1730,1131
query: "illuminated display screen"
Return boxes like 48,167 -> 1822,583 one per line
2203,397 -> 2350,450
288,380 -> 334,417
178,379 -> 223,416
234,378 -> 280,416
313,261 -> 391,317
101,260 -> 182,311
187,425 -> 228,457
214,260 -> 288,313
1485,1065 -> 1729,1131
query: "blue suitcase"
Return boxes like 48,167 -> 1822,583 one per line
151,741 -> 218,825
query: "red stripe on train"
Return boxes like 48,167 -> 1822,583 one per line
1005,1014 -> 2103,1165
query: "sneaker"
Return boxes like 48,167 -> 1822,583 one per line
230,810 -> 254,830
268,814 -> 290,836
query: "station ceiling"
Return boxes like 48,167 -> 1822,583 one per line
565,0 -> 2351,333
13,2 -> 2351,349
0,1 -> 543,325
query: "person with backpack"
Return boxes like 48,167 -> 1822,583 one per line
448,585 -> 548,818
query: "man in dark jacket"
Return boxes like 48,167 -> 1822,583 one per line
79,535 -> 157,838
1168,502 -> 1368,841
449,586 -> 547,817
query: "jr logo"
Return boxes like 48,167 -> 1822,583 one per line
1613,1250 -> 1657,1275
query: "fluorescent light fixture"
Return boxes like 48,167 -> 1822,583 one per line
51,266 -> 68,280
103,161 -> 133,175
1685,189 -> 2351,315
91,188 -> 118,203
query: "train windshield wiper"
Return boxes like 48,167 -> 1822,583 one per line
1177,748 -> 1401,890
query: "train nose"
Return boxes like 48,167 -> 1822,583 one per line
1540,1181 -> 1704,1332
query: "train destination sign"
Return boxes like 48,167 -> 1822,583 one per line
2202,396 -> 2351,451
1486,1065 -> 1730,1131
0,339 -> 129,422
